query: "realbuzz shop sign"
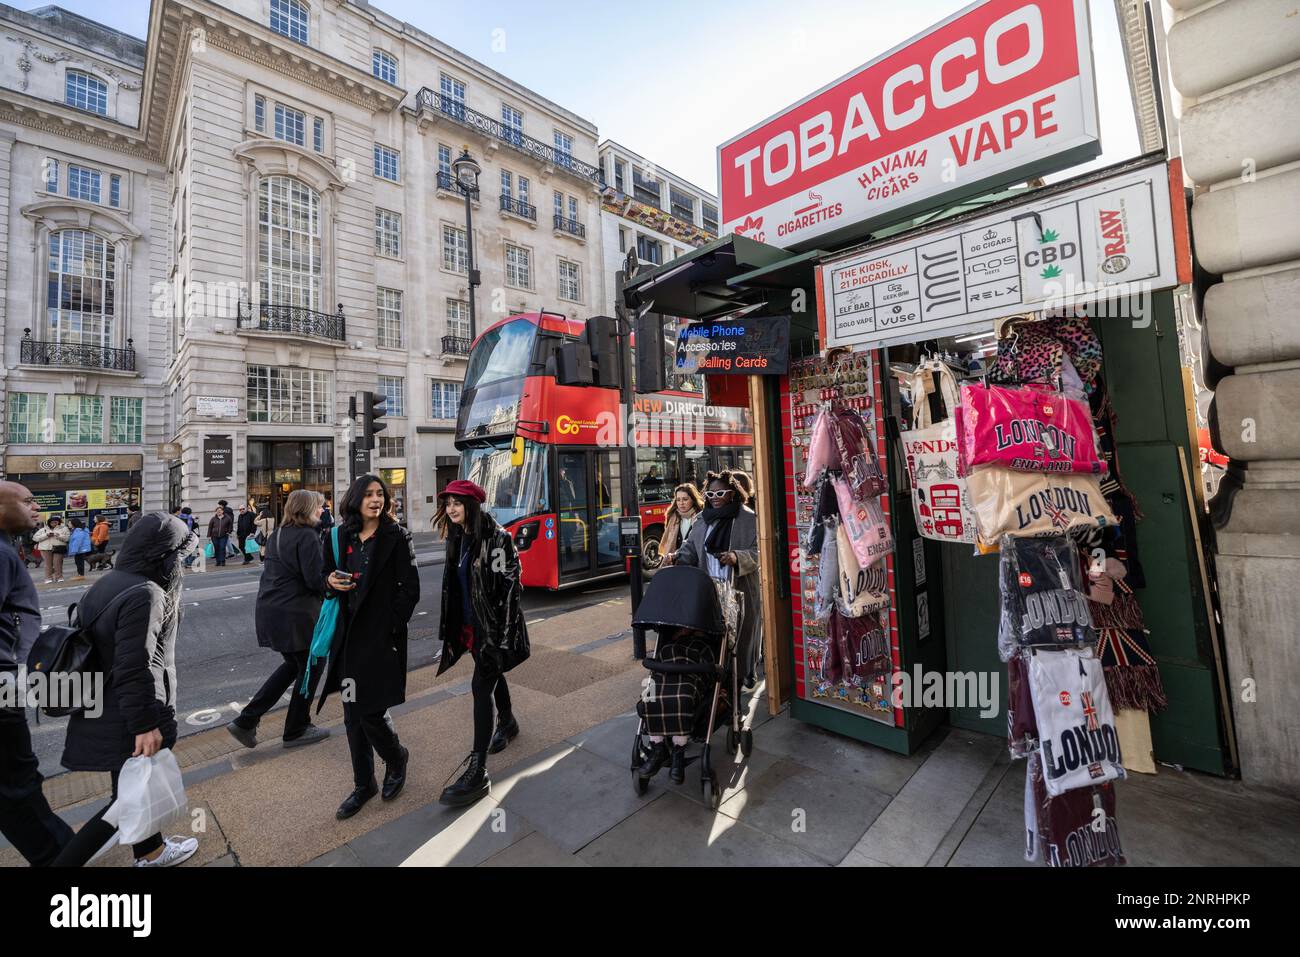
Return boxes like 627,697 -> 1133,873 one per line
819,159 -> 1183,348
718,0 -> 1100,250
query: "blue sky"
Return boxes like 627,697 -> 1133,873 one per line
25,0 -> 1140,193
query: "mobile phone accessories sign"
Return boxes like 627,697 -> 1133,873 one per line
717,0 -> 1100,250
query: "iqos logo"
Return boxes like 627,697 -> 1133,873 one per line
556,415 -> 580,436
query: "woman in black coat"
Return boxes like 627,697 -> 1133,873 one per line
317,474 -> 420,821
227,489 -> 329,750
54,512 -> 202,868
433,479 -> 530,808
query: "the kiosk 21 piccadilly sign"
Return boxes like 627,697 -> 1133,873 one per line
717,0 -> 1102,251
817,159 -> 1188,349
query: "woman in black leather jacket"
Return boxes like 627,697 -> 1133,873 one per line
433,479 -> 530,807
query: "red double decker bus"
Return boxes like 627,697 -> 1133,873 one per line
455,312 -> 753,590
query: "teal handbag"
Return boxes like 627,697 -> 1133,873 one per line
301,526 -> 341,695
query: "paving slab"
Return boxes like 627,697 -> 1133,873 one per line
718,756 -> 892,865
843,729 -> 1005,867
578,790 -> 826,867
480,830 -> 587,867
745,709 -> 931,795
493,742 -> 665,853
941,759 -> 1034,868
397,795 -> 535,867
304,845 -> 363,867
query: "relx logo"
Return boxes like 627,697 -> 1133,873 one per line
50,887 -> 152,938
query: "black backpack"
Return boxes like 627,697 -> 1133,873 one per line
26,582 -> 148,718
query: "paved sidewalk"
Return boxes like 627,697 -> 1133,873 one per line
5,591 -> 1299,867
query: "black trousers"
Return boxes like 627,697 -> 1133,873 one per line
0,706 -> 74,866
233,650 -> 320,739
73,553 -> 86,576
212,535 -> 229,565
471,654 -> 512,754
237,534 -> 251,562
51,770 -> 164,867
342,704 -> 403,789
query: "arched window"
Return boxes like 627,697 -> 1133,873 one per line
372,49 -> 398,85
259,175 -> 321,309
65,70 -> 108,115
270,0 -> 309,44
47,229 -> 114,346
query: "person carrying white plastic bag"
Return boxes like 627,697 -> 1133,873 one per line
53,513 -> 201,868
102,749 -> 188,847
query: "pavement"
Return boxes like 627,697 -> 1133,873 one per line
4,590 -> 1299,868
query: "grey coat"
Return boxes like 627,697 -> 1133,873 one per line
673,506 -> 760,678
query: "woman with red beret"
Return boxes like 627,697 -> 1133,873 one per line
432,479 -> 530,807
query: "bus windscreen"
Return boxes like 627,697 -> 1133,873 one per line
460,439 -> 549,526
464,320 -> 537,391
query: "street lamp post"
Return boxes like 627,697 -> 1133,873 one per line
452,148 -> 482,342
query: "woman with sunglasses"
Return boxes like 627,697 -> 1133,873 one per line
665,470 -> 761,691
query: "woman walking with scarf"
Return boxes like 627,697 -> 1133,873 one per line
666,470 -> 761,689
433,480 -> 530,807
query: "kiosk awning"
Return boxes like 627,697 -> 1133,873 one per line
624,234 -> 794,320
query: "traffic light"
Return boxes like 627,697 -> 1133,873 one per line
359,390 -> 387,450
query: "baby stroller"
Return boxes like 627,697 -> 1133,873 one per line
630,564 -> 754,810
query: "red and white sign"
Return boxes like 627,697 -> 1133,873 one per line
717,0 -> 1100,249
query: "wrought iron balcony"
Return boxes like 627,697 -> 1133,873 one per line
414,88 -> 603,186
500,195 -> 537,221
20,330 -> 136,372
237,301 -> 346,342
442,335 -> 471,356
553,215 -> 586,239
436,170 -> 479,199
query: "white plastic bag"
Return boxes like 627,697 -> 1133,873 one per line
102,749 -> 187,846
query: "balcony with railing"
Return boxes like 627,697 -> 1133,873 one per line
20,329 -> 136,372
442,335 -> 472,356
414,88 -> 603,186
436,169 -> 480,199
500,195 -> 537,222
237,301 -> 346,342
553,214 -> 586,239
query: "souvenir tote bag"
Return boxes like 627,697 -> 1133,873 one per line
966,468 -> 1116,542
835,524 -> 890,616
1029,649 -> 1126,796
801,407 -> 841,489
900,363 -> 978,544
958,382 -> 1105,475
829,408 -> 886,501
832,476 -> 893,569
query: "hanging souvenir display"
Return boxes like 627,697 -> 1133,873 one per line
1029,649 -> 1126,796
836,524 -> 891,616
1007,653 -> 1039,759
786,350 -> 895,724
899,361 -> 979,544
832,475 -> 894,567
966,469 -> 1116,542
957,382 -> 1106,475
1025,753 -> 1126,867
990,314 -> 1103,394
997,535 -> 1095,660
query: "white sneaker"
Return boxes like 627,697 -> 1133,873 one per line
43,578 -> 53,584
134,835 -> 199,868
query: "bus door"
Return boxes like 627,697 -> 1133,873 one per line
555,448 -> 624,583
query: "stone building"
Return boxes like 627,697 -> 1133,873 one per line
1166,0 -> 1300,790
1,0 -> 606,530
0,4 -> 160,528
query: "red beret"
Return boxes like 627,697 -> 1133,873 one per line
439,479 -> 487,504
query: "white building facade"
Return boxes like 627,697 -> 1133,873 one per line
596,139 -> 717,315
1,0 -> 606,531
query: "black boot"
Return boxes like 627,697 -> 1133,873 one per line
488,714 -> 519,755
439,752 -> 490,807
668,745 -> 687,785
637,740 -> 669,779
382,746 -> 409,801
336,780 -> 379,820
